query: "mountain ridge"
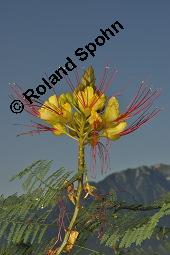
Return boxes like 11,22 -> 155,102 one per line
92,163 -> 170,203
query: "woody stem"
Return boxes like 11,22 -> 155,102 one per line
55,126 -> 85,254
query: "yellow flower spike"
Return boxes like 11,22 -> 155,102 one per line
103,96 -> 120,123
102,121 -> 127,140
64,230 -> 79,252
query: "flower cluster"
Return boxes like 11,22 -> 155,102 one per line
11,66 -> 161,145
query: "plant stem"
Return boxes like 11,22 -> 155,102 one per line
55,137 -> 85,254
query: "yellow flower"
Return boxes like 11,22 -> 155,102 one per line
38,95 -> 59,125
77,86 -> 105,117
100,96 -> 127,140
38,94 -> 72,125
102,121 -> 127,140
103,96 -> 119,123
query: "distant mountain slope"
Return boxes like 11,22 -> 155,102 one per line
94,164 -> 170,203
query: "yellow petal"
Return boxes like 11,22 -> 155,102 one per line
39,93 -> 73,125
77,86 -> 93,115
62,102 -> 71,113
88,110 -> 102,126
62,103 -> 72,121
102,121 -> 127,139
48,94 -> 59,106
77,86 -> 105,117
103,96 -> 119,122
92,93 -> 105,112
38,101 -> 59,125
84,86 -> 94,106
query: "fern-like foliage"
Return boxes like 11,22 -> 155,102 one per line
0,160 -> 78,254
119,203 -> 170,248
100,195 -> 170,250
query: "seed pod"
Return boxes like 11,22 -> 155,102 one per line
64,230 -> 79,252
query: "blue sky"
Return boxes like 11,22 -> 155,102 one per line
0,1 -> 170,195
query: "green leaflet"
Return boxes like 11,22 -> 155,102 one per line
37,225 -> 48,244
30,224 -> 40,244
23,224 -> 34,244
15,224 -> 28,243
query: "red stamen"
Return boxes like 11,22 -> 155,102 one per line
50,200 -> 67,249
10,84 -> 39,116
64,74 -> 86,108
97,140 -> 111,175
10,83 -> 64,118
114,84 -> 161,122
127,89 -> 160,116
97,65 -> 108,92
100,68 -> 117,95
120,108 -> 161,136
15,122 -> 59,137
